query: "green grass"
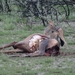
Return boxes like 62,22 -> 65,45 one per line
0,55 -> 75,75
0,14 -> 75,75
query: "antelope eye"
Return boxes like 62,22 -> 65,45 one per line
52,31 -> 54,33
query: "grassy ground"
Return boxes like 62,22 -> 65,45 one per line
0,14 -> 75,75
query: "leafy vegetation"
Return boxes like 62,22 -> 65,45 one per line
0,0 -> 75,26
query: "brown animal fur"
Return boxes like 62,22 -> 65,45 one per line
0,33 -> 60,56
44,21 -> 68,49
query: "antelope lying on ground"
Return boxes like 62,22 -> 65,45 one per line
0,33 -> 60,56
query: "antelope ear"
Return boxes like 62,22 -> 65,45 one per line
60,38 -> 64,46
